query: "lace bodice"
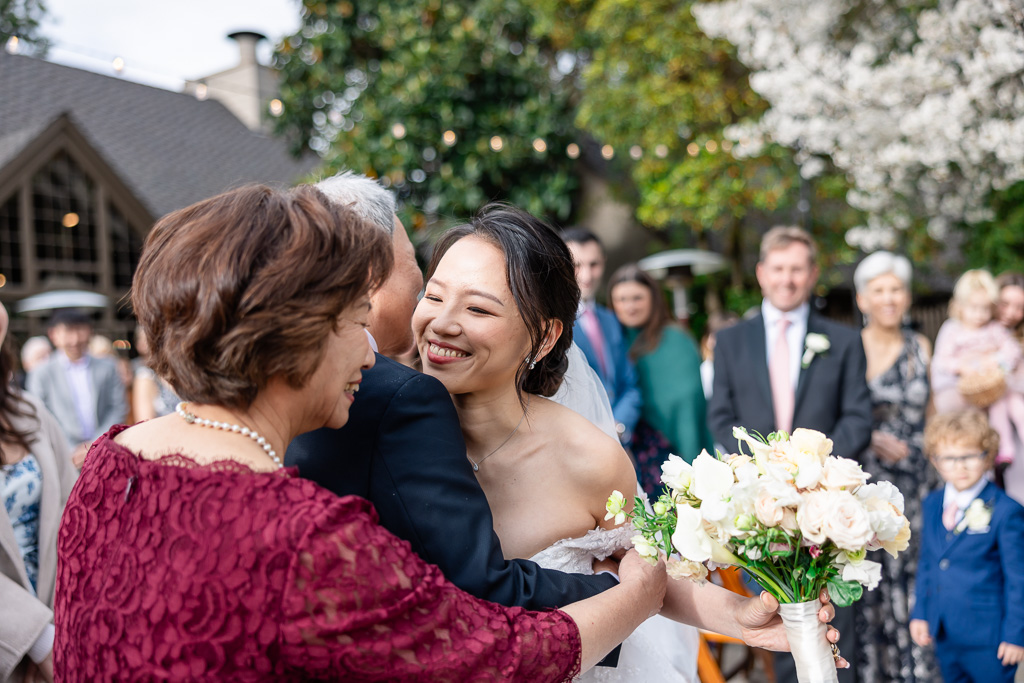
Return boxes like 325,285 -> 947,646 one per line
55,426 -> 581,682
528,525 -> 636,574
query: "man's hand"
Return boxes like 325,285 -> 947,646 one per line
909,618 -> 932,647
71,442 -> 89,469
736,590 -> 848,668
998,642 -> 1024,666
617,550 -> 667,621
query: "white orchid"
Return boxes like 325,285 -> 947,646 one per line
692,450 -> 736,520
660,454 -> 694,493
835,550 -> 882,590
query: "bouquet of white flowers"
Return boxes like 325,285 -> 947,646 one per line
607,427 -> 910,683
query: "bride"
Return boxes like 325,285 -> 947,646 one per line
412,204 -> 844,681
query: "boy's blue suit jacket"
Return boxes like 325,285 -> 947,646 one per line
912,480 -> 1024,648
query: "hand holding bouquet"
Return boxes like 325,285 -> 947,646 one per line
607,427 -> 910,683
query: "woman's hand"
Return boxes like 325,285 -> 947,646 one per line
871,430 -> 909,463
736,590 -> 849,669
617,550 -> 667,620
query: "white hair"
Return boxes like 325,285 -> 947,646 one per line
314,171 -> 396,235
853,251 -> 912,294
20,335 -> 52,365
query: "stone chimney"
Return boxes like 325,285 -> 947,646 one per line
183,31 -> 280,133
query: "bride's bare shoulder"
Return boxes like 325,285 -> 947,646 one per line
533,398 -> 632,482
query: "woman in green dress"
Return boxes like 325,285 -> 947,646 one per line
609,265 -> 713,497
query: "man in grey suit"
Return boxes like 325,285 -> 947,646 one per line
26,310 -> 127,467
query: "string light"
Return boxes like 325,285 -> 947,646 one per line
195,83 -> 209,100
532,138 -> 547,153
490,135 -> 504,152
112,57 -> 125,73
601,144 -> 614,160
269,99 -> 284,116
687,142 -> 700,156
392,123 -> 407,139
705,140 -> 718,153
566,143 -> 580,159
4,36 -> 18,54
722,140 -> 734,153
62,213 -> 80,228
443,130 -> 457,146
629,145 -> 643,160
0,274 -> 6,288
655,144 -> 669,158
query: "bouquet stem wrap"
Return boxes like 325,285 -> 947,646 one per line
778,600 -> 838,683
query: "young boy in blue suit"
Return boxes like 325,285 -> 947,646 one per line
910,410 -> 1024,683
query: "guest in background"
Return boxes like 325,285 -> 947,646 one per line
26,310 -> 126,467
1,302 -> 78,683
995,272 -> 1024,502
130,328 -> 178,422
932,270 -> 1024,469
608,265 -> 713,494
852,251 -> 938,683
17,338 -> 51,390
912,410 -> 1024,683
563,228 -> 642,446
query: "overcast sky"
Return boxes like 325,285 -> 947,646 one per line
38,0 -> 302,90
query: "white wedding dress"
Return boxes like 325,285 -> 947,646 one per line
529,524 -> 699,683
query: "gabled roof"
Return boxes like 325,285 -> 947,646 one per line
0,53 -> 319,220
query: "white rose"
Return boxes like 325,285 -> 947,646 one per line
824,492 -> 874,551
661,454 -> 693,492
790,428 -> 834,462
820,457 -> 871,490
754,490 -> 785,527
856,481 -> 905,515
881,517 -> 911,558
797,490 -> 833,545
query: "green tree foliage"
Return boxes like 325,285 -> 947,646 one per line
963,180 -> 1024,276
273,0 -> 580,227
1,0 -> 49,55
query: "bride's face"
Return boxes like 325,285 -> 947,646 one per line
412,236 -> 533,396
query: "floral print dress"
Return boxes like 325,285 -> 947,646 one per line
856,332 -> 939,683
1,453 -> 42,594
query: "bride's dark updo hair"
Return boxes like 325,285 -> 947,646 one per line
425,203 -> 579,402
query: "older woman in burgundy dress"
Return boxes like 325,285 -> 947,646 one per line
53,185 -> 667,682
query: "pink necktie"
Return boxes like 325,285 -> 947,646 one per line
943,502 -> 959,531
581,307 -> 609,377
770,318 -> 793,433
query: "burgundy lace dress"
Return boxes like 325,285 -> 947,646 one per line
54,427 -> 581,682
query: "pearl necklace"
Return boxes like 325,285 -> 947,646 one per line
175,402 -> 282,469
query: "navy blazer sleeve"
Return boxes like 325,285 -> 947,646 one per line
999,496 -> 1024,646
286,357 -> 617,611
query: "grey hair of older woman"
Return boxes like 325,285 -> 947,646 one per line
853,251 -> 912,294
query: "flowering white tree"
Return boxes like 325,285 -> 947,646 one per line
692,0 -> 1024,250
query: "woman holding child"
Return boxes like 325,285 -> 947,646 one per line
412,203 -> 843,683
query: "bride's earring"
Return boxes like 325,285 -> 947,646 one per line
526,357 -> 537,370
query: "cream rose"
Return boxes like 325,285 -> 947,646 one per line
820,456 -> 870,490
797,490 -> 833,545
754,490 -> 786,527
789,428 -> 834,462
881,517 -> 911,558
823,492 -> 874,551
666,556 -> 709,581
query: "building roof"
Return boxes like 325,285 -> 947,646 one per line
0,53 -> 319,219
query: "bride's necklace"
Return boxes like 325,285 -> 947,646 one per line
467,403 -> 529,472
175,402 -> 283,469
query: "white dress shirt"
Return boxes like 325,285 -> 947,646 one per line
59,351 -> 95,442
762,300 -> 809,393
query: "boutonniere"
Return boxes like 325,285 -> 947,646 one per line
955,498 -> 993,534
802,333 -> 831,369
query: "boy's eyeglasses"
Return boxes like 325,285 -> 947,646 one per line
933,453 -> 987,469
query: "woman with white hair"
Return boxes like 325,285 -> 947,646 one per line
853,251 -> 938,683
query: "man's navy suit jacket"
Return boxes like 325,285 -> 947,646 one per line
707,311 -> 873,460
913,481 -> 1024,648
285,353 -> 618,611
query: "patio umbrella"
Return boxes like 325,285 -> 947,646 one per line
14,290 -> 109,315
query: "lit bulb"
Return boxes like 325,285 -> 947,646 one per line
195,84 -> 209,101
566,143 -> 580,159
655,144 -> 669,158
532,138 -> 547,153
62,212 -> 80,228
706,140 -> 718,153
269,99 -> 284,116
112,57 -> 125,73
629,145 -> 642,160
443,130 -> 457,146
490,136 -> 504,152
392,123 -> 407,139
601,145 -> 614,160
687,142 -> 699,156
4,36 -> 19,54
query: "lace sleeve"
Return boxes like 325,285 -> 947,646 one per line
279,498 -> 582,682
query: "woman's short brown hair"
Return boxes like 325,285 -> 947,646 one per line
132,184 -> 392,408
923,410 -> 999,462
